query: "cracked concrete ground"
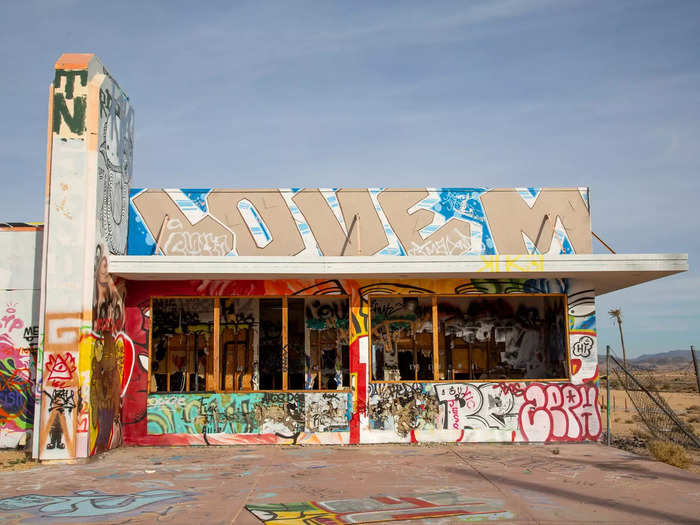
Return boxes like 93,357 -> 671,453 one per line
0,443 -> 698,524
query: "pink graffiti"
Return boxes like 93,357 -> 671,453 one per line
1,306 -> 24,333
448,399 -> 460,429
518,383 -> 601,442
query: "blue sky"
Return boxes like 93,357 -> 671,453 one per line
1,0 -> 697,357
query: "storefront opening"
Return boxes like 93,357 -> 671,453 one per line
370,294 -> 569,382
149,296 -> 350,393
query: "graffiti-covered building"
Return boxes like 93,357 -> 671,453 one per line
10,54 -> 688,461
0,224 -> 42,449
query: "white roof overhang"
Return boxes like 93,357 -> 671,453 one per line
108,253 -> 688,296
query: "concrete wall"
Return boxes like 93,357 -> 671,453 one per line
128,188 -> 592,256
35,54 -> 133,460
121,277 -> 599,446
0,229 -> 42,448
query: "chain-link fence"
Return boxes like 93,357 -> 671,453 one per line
607,353 -> 700,449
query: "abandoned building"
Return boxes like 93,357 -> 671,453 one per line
0,54 -> 688,461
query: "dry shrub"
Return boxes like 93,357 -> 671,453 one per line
647,440 -> 691,469
688,405 -> 700,414
688,415 -> 700,424
632,428 -> 651,440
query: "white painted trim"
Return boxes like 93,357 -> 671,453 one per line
109,253 -> 687,295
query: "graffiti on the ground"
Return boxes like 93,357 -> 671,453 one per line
0,489 -> 191,520
246,491 -> 514,523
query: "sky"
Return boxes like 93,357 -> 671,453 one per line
1,0 -> 698,357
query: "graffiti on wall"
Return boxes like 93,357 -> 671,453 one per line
367,383 -> 438,437
0,303 -> 36,448
53,69 -> 88,138
147,391 -> 351,441
97,77 -> 133,255
120,277 -> 599,446
367,381 -> 600,443
93,245 -> 125,333
246,491 -> 514,524
518,383 -> 600,442
128,188 -> 591,257
434,383 -> 519,431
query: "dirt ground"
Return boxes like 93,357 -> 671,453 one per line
601,386 -> 700,474
0,449 -> 34,472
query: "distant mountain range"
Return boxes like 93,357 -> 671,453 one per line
598,349 -> 694,367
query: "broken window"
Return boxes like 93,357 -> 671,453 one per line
305,297 -> 350,389
150,298 -> 213,392
288,298 -> 306,390
437,295 -> 568,380
258,298 -> 283,390
220,298 -> 258,391
370,296 -> 434,381
151,295 -> 351,393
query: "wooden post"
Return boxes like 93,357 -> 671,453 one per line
282,296 -> 288,390
149,298 -> 156,392
432,296 -> 439,381
212,298 -> 220,391
606,345 -> 611,446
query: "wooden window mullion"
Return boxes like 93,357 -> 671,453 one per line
212,298 -> 220,391
282,296 -> 288,390
432,295 -> 439,381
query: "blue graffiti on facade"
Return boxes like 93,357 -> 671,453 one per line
407,188 -> 496,254
127,187 -> 584,256
147,392 -> 352,435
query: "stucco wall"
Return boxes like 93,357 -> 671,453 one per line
121,277 -> 599,446
0,229 -> 42,448
128,188 -> 592,256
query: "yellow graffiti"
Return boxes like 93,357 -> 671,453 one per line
479,254 -> 544,272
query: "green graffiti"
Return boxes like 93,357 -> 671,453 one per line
54,70 -> 87,100
53,93 -> 86,135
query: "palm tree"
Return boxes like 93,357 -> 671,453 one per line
608,308 -> 627,371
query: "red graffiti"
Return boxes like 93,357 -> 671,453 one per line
518,383 -> 600,442
45,353 -> 77,387
583,364 -> 599,384
493,382 -> 525,397
117,332 -> 135,397
570,358 -> 582,375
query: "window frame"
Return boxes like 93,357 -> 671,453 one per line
148,294 -> 352,394
148,296 -> 216,394
368,292 -> 571,384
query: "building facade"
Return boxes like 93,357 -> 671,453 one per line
3,54 -> 686,461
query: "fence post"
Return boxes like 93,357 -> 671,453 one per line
606,344 -> 611,446
691,345 -> 700,393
